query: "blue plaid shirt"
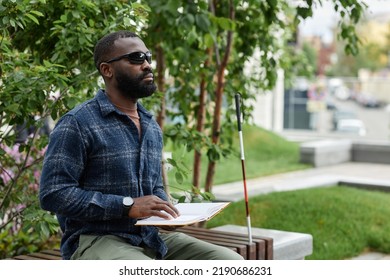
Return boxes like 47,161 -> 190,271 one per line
39,89 -> 168,260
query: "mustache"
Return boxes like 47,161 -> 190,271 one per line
138,70 -> 153,80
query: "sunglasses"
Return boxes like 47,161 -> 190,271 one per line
104,51 -> 152,65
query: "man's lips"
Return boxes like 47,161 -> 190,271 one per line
143,73 -> 154,81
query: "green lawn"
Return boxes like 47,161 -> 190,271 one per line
206,185 -> 390,260
165,124 -> 310,190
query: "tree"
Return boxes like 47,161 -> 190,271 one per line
145,0 -> 368,193
327,18 -> 390,76
0,0 -> 150,258
327,41 -> 385,76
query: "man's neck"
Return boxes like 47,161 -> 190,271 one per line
105,89 -> 138,112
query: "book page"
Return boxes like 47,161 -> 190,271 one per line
135,202 -> 230,226
175,202 -> 230,218
135,214 -> 203,226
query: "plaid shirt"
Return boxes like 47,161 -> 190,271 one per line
39,89 -> 168,260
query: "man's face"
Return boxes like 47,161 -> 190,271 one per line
110,37 -> 157,99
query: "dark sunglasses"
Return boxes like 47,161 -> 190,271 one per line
104,51 -> 152,65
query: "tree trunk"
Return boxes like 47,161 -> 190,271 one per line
205,2 -> 234,193
155,44 -> 170,195
192,48 -> 212,189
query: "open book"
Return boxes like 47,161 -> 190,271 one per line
135,202 -> 230,226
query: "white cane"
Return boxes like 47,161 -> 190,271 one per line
234,92 -> 252,244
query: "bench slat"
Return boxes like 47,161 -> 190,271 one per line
28,252 -> 62,260
40,249 -> 62,258
12,255 -> 44,260
210,228 -> 274,260
11,227 -> 273,260
177,227 -> 273,260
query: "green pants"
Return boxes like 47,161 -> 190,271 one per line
70,232 -> 244,260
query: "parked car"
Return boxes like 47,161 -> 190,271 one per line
326,100 -> 337,111
336,119 -> 366,136
356,93 -> 381,108
332,110 -> 356,129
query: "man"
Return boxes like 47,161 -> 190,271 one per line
39,30 -> 243,260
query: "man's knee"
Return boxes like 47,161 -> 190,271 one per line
72,234 -> 155,260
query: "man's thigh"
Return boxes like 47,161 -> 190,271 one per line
160,232 -> 244,260
71,234 -> 155,260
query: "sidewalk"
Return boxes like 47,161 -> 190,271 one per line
212,161 -> 390,260
212,161 -> 390,202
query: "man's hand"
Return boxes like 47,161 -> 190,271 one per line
127,195 -> 180,220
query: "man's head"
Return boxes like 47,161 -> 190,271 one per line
94,31 -> 157,100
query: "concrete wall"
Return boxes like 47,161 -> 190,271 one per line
352,142 -> 390,164
249,69 -> 285,132
300,139 -> 352,167
300,140 -> 390,166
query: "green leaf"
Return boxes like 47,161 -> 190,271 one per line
25,13 -> 40,25
166,158 -> 178,167
6,103 -> 19,113
51,108 -> 59,120
200,191 -> 215,201
195,14 -> 210,32
30,10 -> 44,17
207,147 -> 220,162
132,2 -> 151,12
65,97 -> 79,109
60,14 -> 67,22
268,0 -> 277,8
2,15 -> 9,25
175,171 -> 184,184
187,29 -> 197,46
216,17 -> 232,30
204,33 -> 214,48
43,60 -> 52,67
170,192 -> 183,200
40,222 -> 50,239
296,7 -> 313,19
183,13 -> 195,26
72,10 -> 81,19
123,17 -> 131,27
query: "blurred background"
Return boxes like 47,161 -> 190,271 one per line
251,0 -> 390,143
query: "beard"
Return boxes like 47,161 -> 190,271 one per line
115,69 -> 157,99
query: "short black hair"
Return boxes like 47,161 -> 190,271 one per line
94,30 -> 139,73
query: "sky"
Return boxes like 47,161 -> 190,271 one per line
299,0 -> 390,43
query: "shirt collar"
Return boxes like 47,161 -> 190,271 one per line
96,89 -> 153,119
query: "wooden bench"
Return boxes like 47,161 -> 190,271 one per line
11,226 -> 273,260
172,226 -> 273,260
11,249 -> 62,260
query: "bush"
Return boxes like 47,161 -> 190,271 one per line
0,137 -> 60,259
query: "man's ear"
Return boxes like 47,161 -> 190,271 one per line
99,63 -> 113,79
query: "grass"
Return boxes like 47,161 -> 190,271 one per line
165,125 -> 310,190
206,185 -> 390,260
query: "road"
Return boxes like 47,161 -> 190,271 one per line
281,96 -> 390,142
329,97 -> 390,141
